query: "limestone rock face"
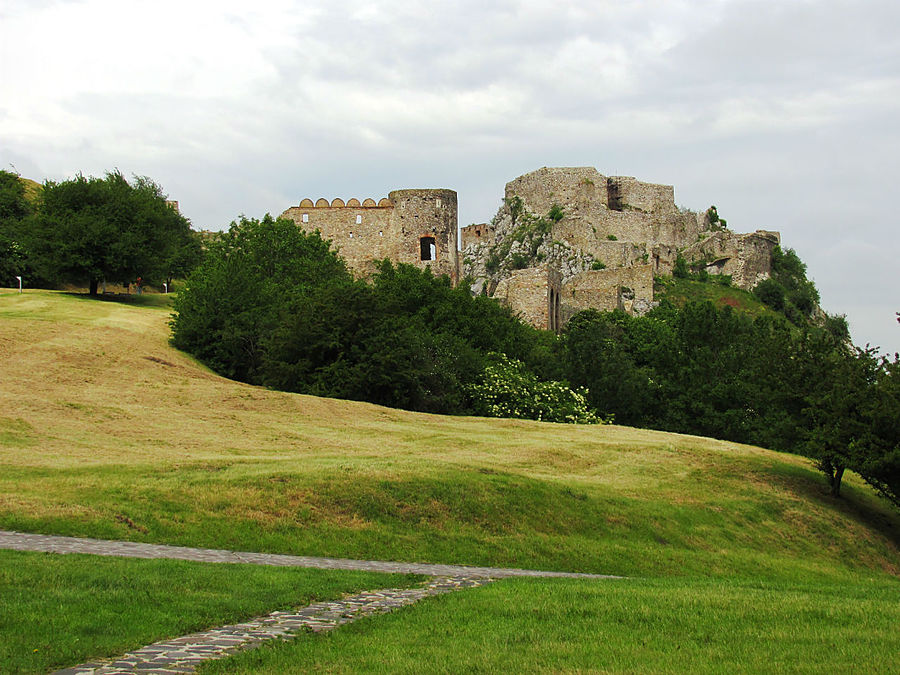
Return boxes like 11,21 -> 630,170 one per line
464,167 -> 781,330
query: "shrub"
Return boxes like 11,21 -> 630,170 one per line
591,260 -> 606,271
753,278 -> 786,311
548,204 -> 564,223
467,353 -> 602,424
606,234 -> 618,241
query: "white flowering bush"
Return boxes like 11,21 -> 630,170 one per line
467,353 -> 605,424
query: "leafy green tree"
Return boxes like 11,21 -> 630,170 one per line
0,170 -> 33,286
172,214 -> 350,381
29,172 -> 195,294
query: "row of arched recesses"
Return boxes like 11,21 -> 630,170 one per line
298,198 -> 390,208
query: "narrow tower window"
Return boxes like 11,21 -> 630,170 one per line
301,213 -> 309,223
356,214 -> 362,224
436,198 -> 442,208
420,236 -> 436,261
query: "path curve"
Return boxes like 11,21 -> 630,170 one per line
0,530 -> 619,579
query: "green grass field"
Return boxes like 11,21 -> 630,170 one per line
0,549 -> 420,673
1,289 -> 898,672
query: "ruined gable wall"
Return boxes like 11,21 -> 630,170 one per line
460,222 -> 495,250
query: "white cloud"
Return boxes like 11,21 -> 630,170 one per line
2,0 -> 899,353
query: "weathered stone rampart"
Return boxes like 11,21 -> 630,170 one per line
681,230 -> 780,289
281,189 -> 458,282
561,265 -> 655,318
492,267 -> 562,331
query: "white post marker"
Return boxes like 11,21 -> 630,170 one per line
15,276 -> 22,293
163,282 -> 168,294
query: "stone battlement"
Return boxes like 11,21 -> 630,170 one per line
281,188 -> 459,283
298,197 -> 392,208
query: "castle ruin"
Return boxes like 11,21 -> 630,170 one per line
280,167 -> 779,331
281,189 -> 459,284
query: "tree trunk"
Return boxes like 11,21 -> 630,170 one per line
830,465 -> 845,497
89,278 -> 99,296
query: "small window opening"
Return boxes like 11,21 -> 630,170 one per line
349,232 -> 354,238
436,198 -> 442,208
301,213 -> 309,223
476,230 -> 481,237
420,236 -> 436,261
355,214 -> 362,224
379,231 -> 383,237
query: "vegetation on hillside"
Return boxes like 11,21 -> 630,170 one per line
169,215 -> 900,506
172,215 -> 585,420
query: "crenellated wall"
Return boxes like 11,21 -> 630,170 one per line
280,189 -> 458,282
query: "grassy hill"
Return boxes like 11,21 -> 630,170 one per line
1,289 -> 899,672
0,288 -> 896,580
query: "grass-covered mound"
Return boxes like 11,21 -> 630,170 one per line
0,289 -> 897,582
2,289 -> 899,673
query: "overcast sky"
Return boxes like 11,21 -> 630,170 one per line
2,0 -> 897,353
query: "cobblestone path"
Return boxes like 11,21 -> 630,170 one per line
1,531 -> 619,673
53,576 -> 490,675
0,530 -> 615,579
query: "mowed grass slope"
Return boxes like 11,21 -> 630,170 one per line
0,289 -> 898,582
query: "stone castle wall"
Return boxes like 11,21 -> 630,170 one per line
279,167 -> 779,334
681,230 -> 781,289
492,267 -> 562,331
281,189 -> 458,282
561,265 -> 655,317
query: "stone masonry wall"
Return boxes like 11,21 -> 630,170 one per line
561,264 -> 654,319
281,189 -> 458,282
492,267 -> 562,331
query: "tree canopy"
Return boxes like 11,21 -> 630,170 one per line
18,171 -> 198,294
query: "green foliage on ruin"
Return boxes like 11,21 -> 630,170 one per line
590,260 -> 606,271
606,234 -> 618,241
707,205 -> 728,230
548,203 -> 564,223
484,202 -> 572,278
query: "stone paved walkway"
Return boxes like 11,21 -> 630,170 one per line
0,530 -> 616,579
2,531 -> 619,674
53,576 -> 490,675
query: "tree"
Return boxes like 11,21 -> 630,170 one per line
0,170 -> 33,286
29,172 -> 196,294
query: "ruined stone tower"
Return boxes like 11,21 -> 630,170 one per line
281,188 -> 458,283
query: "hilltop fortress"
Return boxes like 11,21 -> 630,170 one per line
280,167 -> 779,331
